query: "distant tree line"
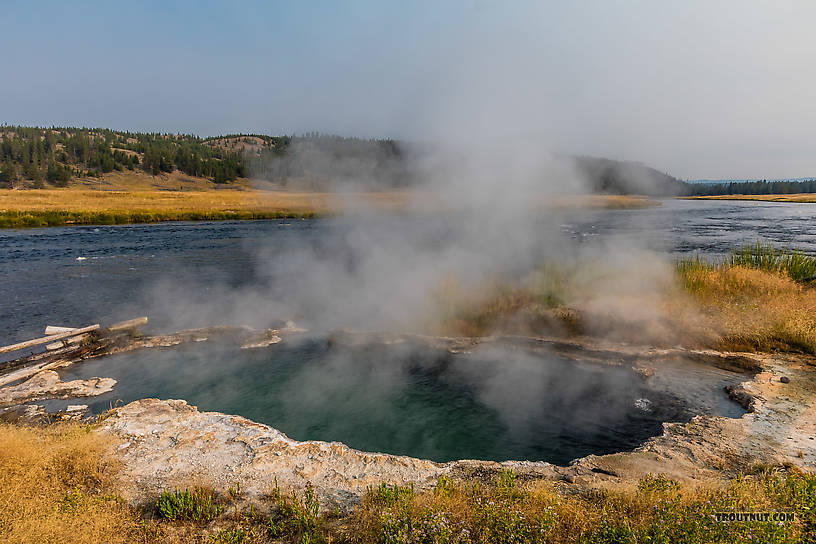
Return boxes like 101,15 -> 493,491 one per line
0,126 -> 246,188
683,179 -> 816,196
15,125 -> 812,197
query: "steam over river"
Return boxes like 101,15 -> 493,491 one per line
3,199 -> 815,343
2,199 -> 814,463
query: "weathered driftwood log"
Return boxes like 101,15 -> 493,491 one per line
0,357 -> 73,388
44,325 -> 79,335
105,317 -> 148,334
46,333 -> 91,350
0,317 -> 148,386
0,324 -> 100,355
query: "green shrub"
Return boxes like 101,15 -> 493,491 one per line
209,528 -> 245,544
156,487 -> 223,523
495,469 -> 526,502
268,481 -> 325,543
435,476 -> 456,499
367,482 -> 416,508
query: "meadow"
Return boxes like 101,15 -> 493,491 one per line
0,182 -> 656,228
0,187 -> 401,228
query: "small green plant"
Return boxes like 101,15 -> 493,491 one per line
156,487 -> 223,523
495,468 -> 527,502
138,520 -> 164,541
268,480 -> 325,543
227,482 -> 243,518
228,482 -> 242,501
59,486 -> 86,512
435,475 -> 456,499
209,528 -> 246,544
367,482 -> 416,508
638,473 -> 680,494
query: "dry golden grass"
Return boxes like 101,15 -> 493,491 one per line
0,187 -> 325,214
0,423 -> 271,544
71,170 -> 252,192
436,258 -> 816,353
0,169 -> 414,219
0,188 -> 655,215
0,186 -> 417,227
0,180 -> 656,229
686,193 -> 816,203
0,422 -> 811,543
678,265 -> 816,353
0,422 -> 141,544
432,274 -> 582,338
546,193 -> 658,209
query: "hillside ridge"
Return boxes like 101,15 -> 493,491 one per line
0,125 -> 686,195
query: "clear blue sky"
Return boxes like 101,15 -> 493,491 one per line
2,1 -> 815,179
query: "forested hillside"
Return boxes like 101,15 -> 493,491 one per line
0,125 -> 688,195
0,126 -> 246,188
571,156 -> 687,196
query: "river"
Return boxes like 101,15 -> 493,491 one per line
3,199 -> 815,346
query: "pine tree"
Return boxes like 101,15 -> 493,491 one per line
0,162 -> 18,188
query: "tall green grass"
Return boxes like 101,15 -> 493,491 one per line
677,241 -> 816,282
729,241 -> 816,282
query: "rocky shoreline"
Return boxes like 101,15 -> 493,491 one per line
1,325 -> 814,512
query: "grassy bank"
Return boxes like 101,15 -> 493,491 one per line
677,243 -> 816,353
685,193 -> 816,203
1,421 -> 813,544
0,188 -> 331,227
0,422 -> 140,543
0,209 -> 316,228
437,242 -> 816,354
0,187 -> 657,228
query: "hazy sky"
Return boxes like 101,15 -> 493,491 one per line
2,1 -> 814,179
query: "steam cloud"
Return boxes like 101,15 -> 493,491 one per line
120,25 -> 693,461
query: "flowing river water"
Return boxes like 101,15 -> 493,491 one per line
3,198 -> 815,463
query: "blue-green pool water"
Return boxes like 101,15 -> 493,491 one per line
56,337 -> 748,464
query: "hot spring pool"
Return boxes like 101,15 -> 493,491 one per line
55,337 -> 749,465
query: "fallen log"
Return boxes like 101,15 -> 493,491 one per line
0,324 -> 100,355
44,325 -> 78,335
0,358 -> 72,388
46,333 -> 91,351
105,317 -> 148,334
